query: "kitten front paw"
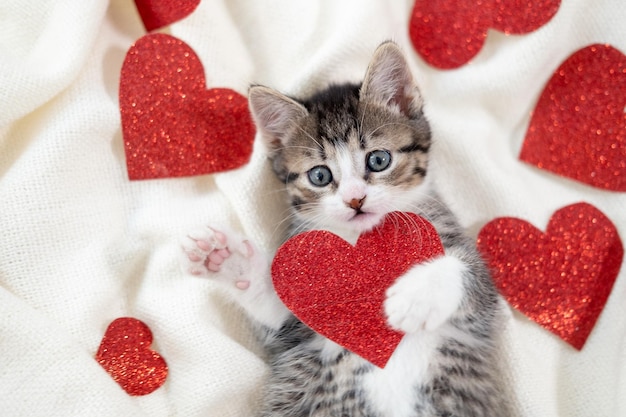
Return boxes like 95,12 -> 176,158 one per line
182,225 -> 291,330
182,225 -> 262,290
384,255 -> 465,333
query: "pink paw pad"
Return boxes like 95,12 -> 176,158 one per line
243,240 -> 254,258
187,252 -> 203,262
235,280 -> 250,290
206,248 -> 231,272
196,229 -> 227,251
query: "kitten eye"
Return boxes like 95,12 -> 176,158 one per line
307,165 -> 333,187
367,150 -> 392,172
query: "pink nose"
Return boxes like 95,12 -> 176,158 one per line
348,197 -> 366,210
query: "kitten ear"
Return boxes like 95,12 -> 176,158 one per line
248,85 -> 309,151
360,41 -> 423,116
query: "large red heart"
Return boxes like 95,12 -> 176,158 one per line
477,203 -> 623,349
271,212 -> 444,368
96,318 -> 168,396
133,0 -> 200,32
409,0 -> 561,69
520,44 -> 626,191
119,33 -> 255,180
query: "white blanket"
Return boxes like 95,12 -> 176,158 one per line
1,0 -> 624,416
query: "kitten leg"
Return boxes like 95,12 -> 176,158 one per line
384,255 -> 465,333
182,225 -> 290,330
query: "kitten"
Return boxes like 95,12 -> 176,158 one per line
183,41 -> 511,417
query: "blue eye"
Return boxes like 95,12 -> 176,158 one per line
308,165 -> 333,187
367,150 -> 392,172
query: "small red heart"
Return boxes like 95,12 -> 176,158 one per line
477,203 -> 623,349
119,33 -> 255,180
133,0 -> 200,32
409,0 -> 561,69
271,212 -> 444,368
96,318 -> 168,396
520,44 -> 626,191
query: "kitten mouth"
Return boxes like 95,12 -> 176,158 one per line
351,208 -> 368,218
348,210 -> 382,229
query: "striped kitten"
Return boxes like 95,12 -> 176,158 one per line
184,41 -> 511,416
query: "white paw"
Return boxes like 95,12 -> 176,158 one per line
384,255 -> 465,333
182,225 -> 264,290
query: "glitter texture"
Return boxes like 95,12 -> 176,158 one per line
133,0 -> 200,32
520,44 -> 626,191
409,0 -> 561,69
271,212 -> 444,368
477,203 -> 623,350
119,33 -> 255,180
96,317 -> 168,396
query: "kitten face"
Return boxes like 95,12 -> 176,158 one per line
250,42 -> 431,238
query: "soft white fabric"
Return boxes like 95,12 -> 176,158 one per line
1,0 -> 624,416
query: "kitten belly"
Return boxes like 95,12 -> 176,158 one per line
312,332 -> 440,417
362,332 -> 439,417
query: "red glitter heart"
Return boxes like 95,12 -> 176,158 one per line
409,0 -> 561,69
133,0 -> 200,32
96,318 -> 168,396
477,203 -> 623,349
119,33 -> 255,180
271,212 -> 445,368
520,44 -> 626,191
